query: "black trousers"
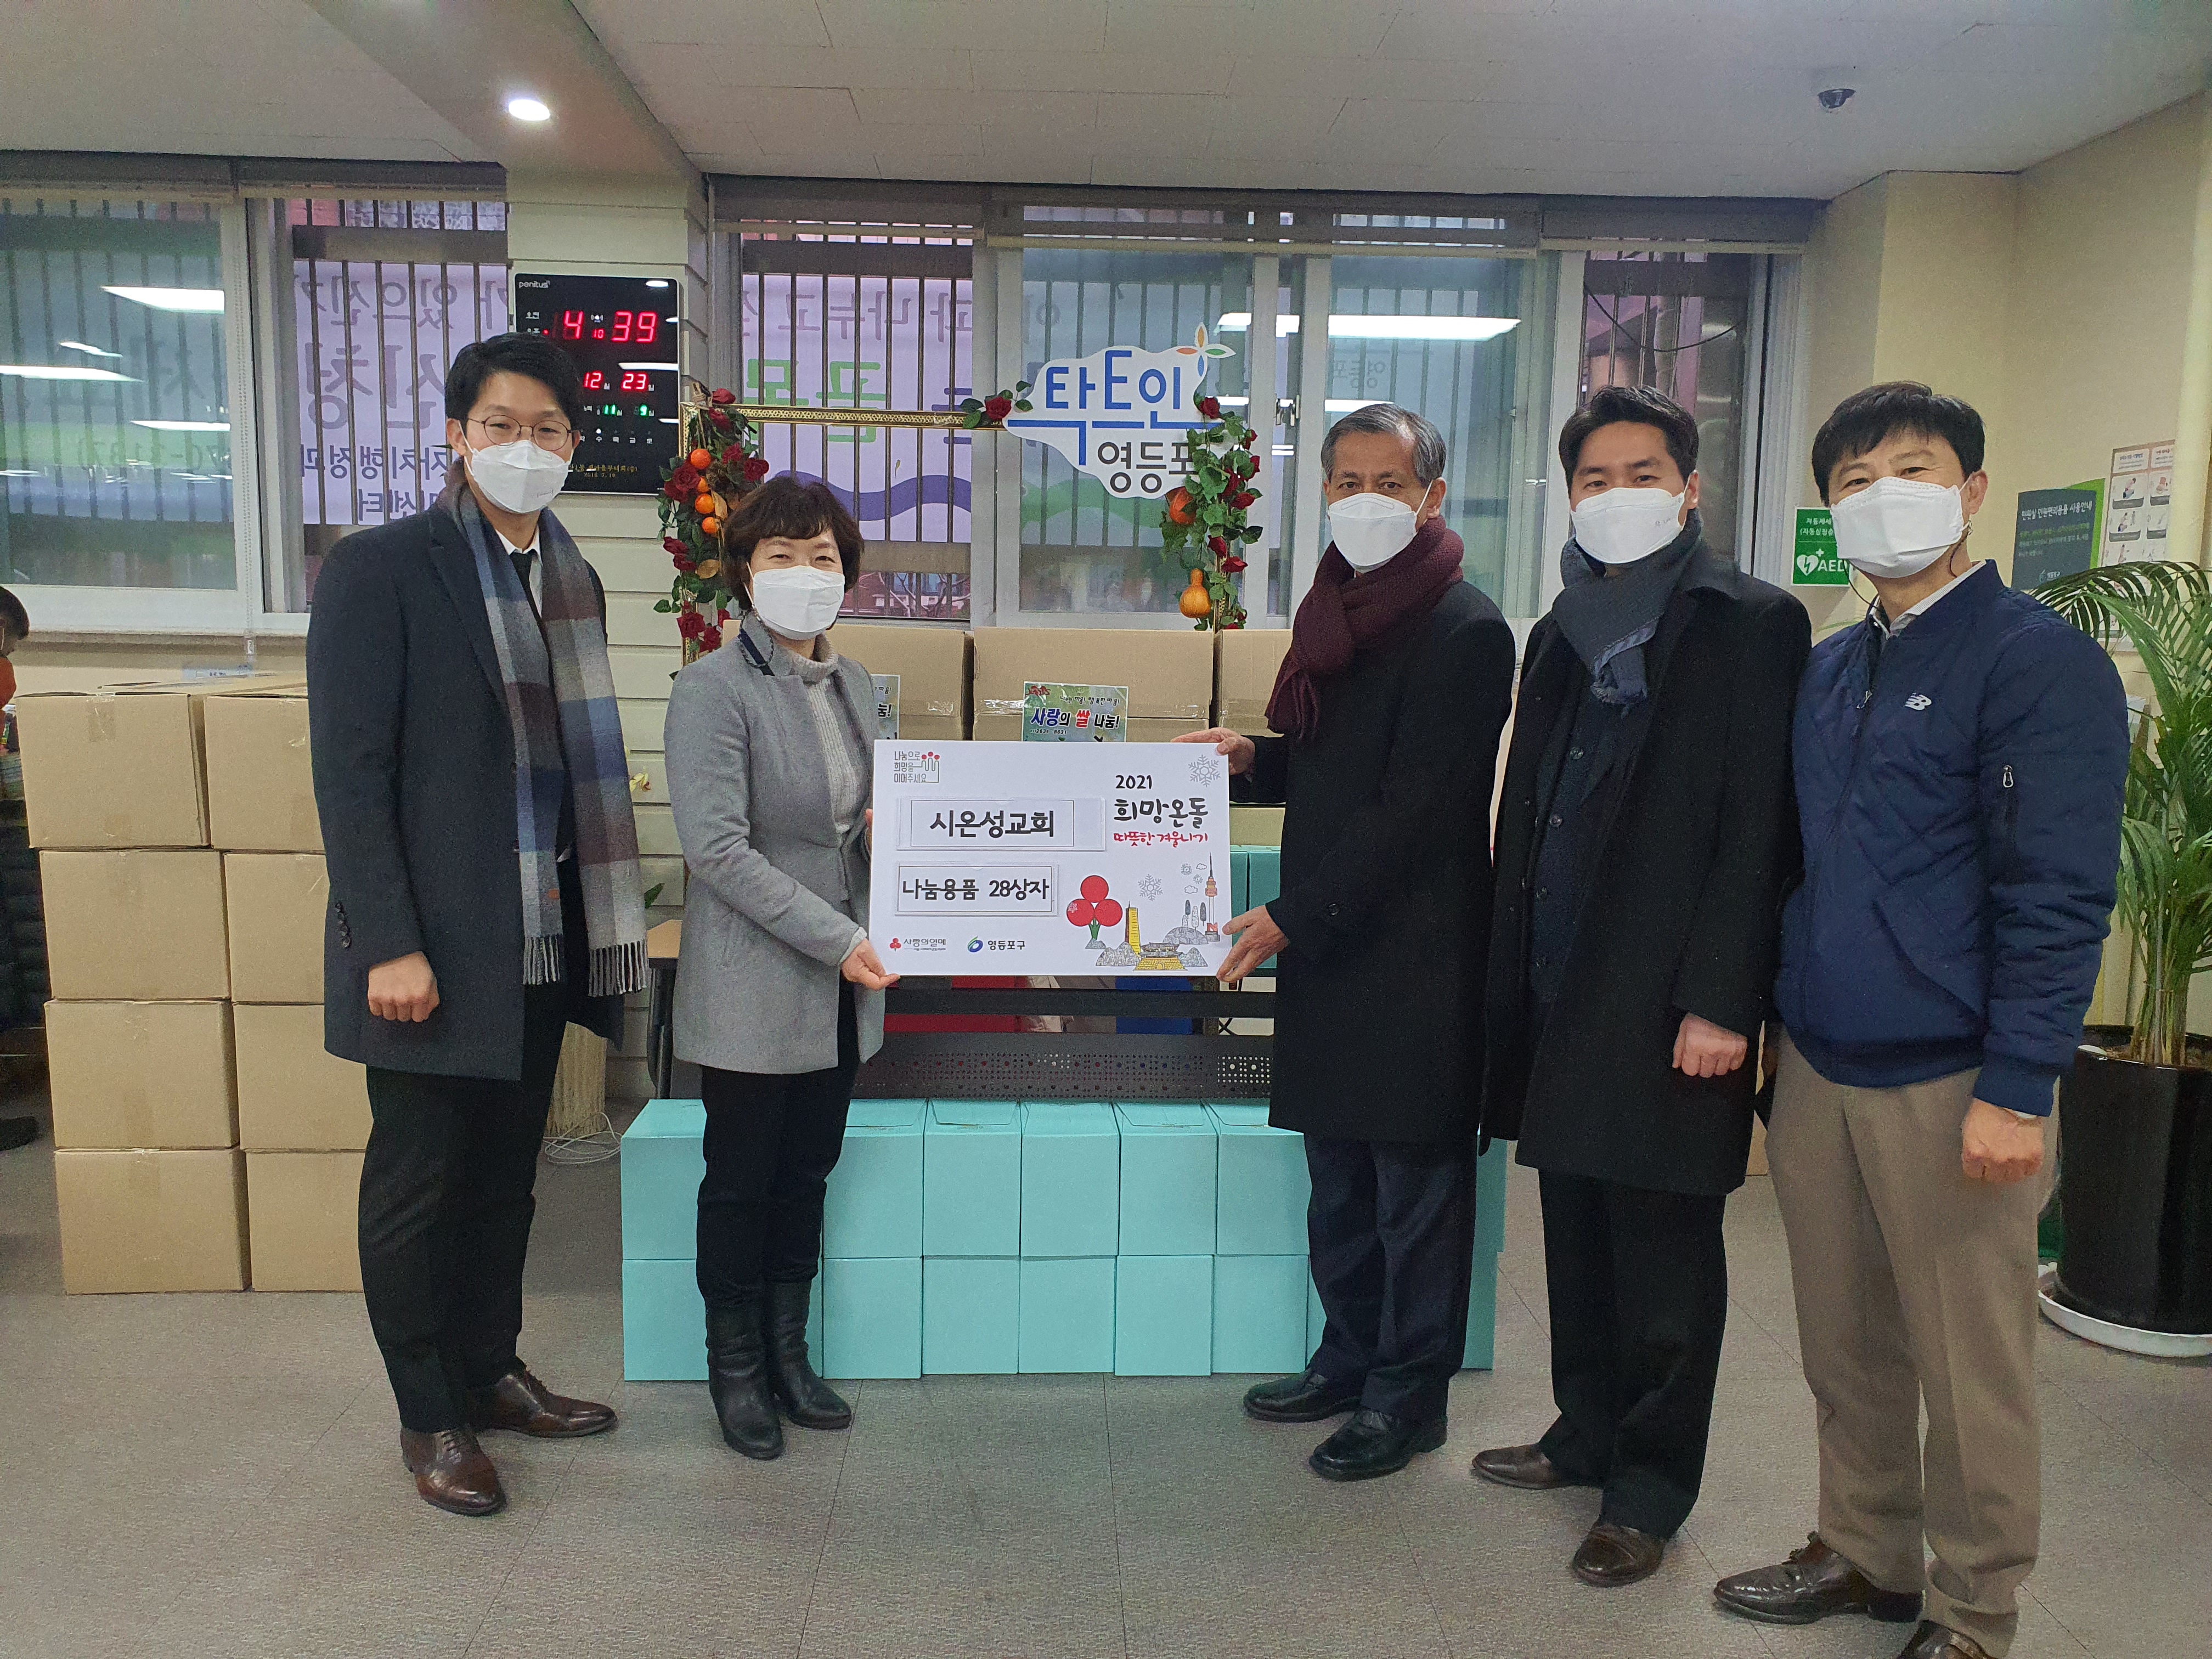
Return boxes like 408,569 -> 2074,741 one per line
1536,1169 -> 1730,1537
695,982 -> 859,1310
1306,1135 -> 1474,1422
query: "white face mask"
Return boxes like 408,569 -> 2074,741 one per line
462,436 -> 570,515
1570,487 -> 1686,566
749,566 -> 846,638
1328,492 -> 1421,573
1830,476 -> 1967,578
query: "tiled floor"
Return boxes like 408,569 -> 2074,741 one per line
2,1092 -> 2206,1658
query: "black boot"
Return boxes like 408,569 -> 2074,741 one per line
705,1299 -> 783,1460
766,1279 -> 851,1430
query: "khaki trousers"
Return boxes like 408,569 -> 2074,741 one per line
1766,1031 -> 2053,1658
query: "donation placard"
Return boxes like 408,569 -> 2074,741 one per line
870,740 -> 1234,977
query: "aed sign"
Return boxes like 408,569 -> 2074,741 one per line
1003,340 -> 1231,499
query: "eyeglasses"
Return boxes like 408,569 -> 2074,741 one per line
469,415 -> 575,451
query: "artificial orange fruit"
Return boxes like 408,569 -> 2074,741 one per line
689,448 -> 712,470
700,519 -> 721,538
1178,568 -> 1213,619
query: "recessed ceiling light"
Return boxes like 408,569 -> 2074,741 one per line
507,95 -> 551,122
58,340 -> 122,358
104,286 -> 225,313
645,279 -> 671,288
133,420 -> 230,432
1329,315 -> 1517,341
0,364 -> 136,382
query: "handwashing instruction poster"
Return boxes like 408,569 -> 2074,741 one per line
870,741 -> 1233,976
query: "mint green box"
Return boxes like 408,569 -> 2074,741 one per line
825,1098 -> 926,1259
1114,1103 -> 1216,1256
822,1256 -> 921,1379
1206,1103 -> 1308,1255
923,1100 -> 1023,1256
1020,1102 -> 1119,1257
1114,1254 -> 1214,1376
1464,1140 -> 1509,1371
619,1098 -> 705,1261
1308,1272 -> 1327,1351
623,1258 -> 820,1381
1212,1254 -> 1311,1375
923,1256 -> 1019,1374
1018,1257 -> 1115,1372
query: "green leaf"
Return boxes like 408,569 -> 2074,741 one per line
1242,524 -> 1264,543
654,599 -> 673,613
1014,400 -> 1033,412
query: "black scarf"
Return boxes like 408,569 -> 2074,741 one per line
1551,511 -> 1703,706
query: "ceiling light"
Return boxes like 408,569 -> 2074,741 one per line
104,286 -> 225,313
133,420 -> 230,432
1216,395 -> 1249,407
619,362 -> 680,372
507,95 -> 551,122
1273,445 -> 1295,456
1217,312 -> 1302,336
0,365 -> 136,382
645,279 -> 672,289
1328,315 -> 1518,341
59,340 -> 122,358
0,470 -> 40,477
1324,399 -> 1380,414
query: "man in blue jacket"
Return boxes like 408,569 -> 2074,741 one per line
1714,383 -> 2128,1659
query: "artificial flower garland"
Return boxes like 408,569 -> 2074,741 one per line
1158,388 -> 1263,630
654,387 -> 765,661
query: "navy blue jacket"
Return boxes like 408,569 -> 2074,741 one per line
1774,563 -> 2128,1115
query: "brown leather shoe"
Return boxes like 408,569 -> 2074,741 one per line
399,1427 -> 505,1517
466,1367 -> 616,1438
1715,1533 -> 1923,1626
1471,1443 -> 1598,1491
1894,1622 -> 1994,1659
1571,1521 -> 1666,1587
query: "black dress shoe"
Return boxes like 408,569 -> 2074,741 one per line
467,1367 -> 617,1438
1243,1369 -> 1362,1424
1307,1408 -> 1447,1481
1571,1521 -> 1666,1587
399,1426 -> 505,1517
765,1279 -> 851,1431
706,1300 -> 784,1460
1715,1534 -> 1923,1626
1471,1442 -> 1598,1491
1894,1622 -> 1994,1659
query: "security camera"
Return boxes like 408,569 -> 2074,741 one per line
1819,87 -> 1856,111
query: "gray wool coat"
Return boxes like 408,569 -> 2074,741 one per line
664,618 -> 886,1075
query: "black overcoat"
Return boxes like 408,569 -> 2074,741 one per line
1240,580 -> 1516,1143
1479,546 -> 1810,1196
306,507 -> 623,1081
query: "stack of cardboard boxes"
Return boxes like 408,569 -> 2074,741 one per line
21,679 -> 366,1293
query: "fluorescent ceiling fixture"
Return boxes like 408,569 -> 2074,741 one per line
1217,312 -> 1301,336
58,340 -> 122,359
645,279 -> 672,288
1324,399 -> 1383,414
0,470 -> 40,477
133,419 -> 229,432
507,95 -> 551,122
0,364 -> 135,382
619,361 -> 679,372
1216,395 -> 1249,407
1273,445 -> 1296,456
1330,315 -> 1517,341
104,285 -> 225,313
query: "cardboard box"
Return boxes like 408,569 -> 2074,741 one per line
822,1255 -> 922,1379
969,627 -> 1214,742
1018,1256 -> 1116,1373
1114,1254 -> 1214,1376
1213,1254 -> 1311,1374
47,1000 -> 236,1150
619,1098 -> 707,1260
1229,806 -> 1284,847
234,1003 -> 370,1152
1019,1101 -> 1119,1258
43,850 -> 229,1001
204,683 -> 321,852
245,1151 -> 363,1291
922,1099 -> 1023,1257
1207,1103 -> 1309,1255
1115,1103 -> 1217,1255
223,853 -> 326,1003
832,622 -> 970,741
922,1255 -> 1019,1374
1216,628 -> 1293,735
53,1148 -> 248,1293
823,1098 -> 926,1259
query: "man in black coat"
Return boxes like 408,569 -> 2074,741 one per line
308,335 -> 641,1517
1181,404 -> 1516,1482
1474,386 -> 1810,1585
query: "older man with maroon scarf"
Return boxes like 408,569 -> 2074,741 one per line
1180,403 -> 1516,1482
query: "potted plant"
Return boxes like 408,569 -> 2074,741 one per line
2033,558 -> 2212,1350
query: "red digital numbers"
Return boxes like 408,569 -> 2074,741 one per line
561,311 -> 583,340
636,312 -> 658,343
620,371 -> 648,392
582,370 -> 606,390
610,311 -> 632,343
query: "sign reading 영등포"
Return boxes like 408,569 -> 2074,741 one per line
1793,507 -> 1848,585
870,740 -> 1233,976
2011,487 -> 2101,589
1023,682 -> 1129,742
1002,337 -> 1233,499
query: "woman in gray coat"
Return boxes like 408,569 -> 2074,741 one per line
664,478 -> 896,1460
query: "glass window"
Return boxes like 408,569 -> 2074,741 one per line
1019,249 -> 1253,615
1579,251 -> 1754,562
0,199 -> 237,590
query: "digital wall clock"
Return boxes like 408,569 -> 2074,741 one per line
512,272 -> 681,495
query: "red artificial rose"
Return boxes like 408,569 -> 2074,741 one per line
720,444 -> 746,465
662,478 -> 686,501
672,462 -> 701,492
709,387 -> 736,406
699,625 -> 724,652
1242,430 -> 1257,449
1221,555 -> 1248,574
676,609 -> 706,639
717,608 -> 731,625
1197,396 -> 1222,420
983,394 -> 1014,422
674,556 -> 697,574
1208,534 -> 1229,557
663,536 -> 686,555
1226,490 -> 1252,511
709,410 -> 733,432
743,455 -> 770,482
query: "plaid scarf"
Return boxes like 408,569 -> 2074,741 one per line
450,490 -> 648,997
1552,511 -> 1702,706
